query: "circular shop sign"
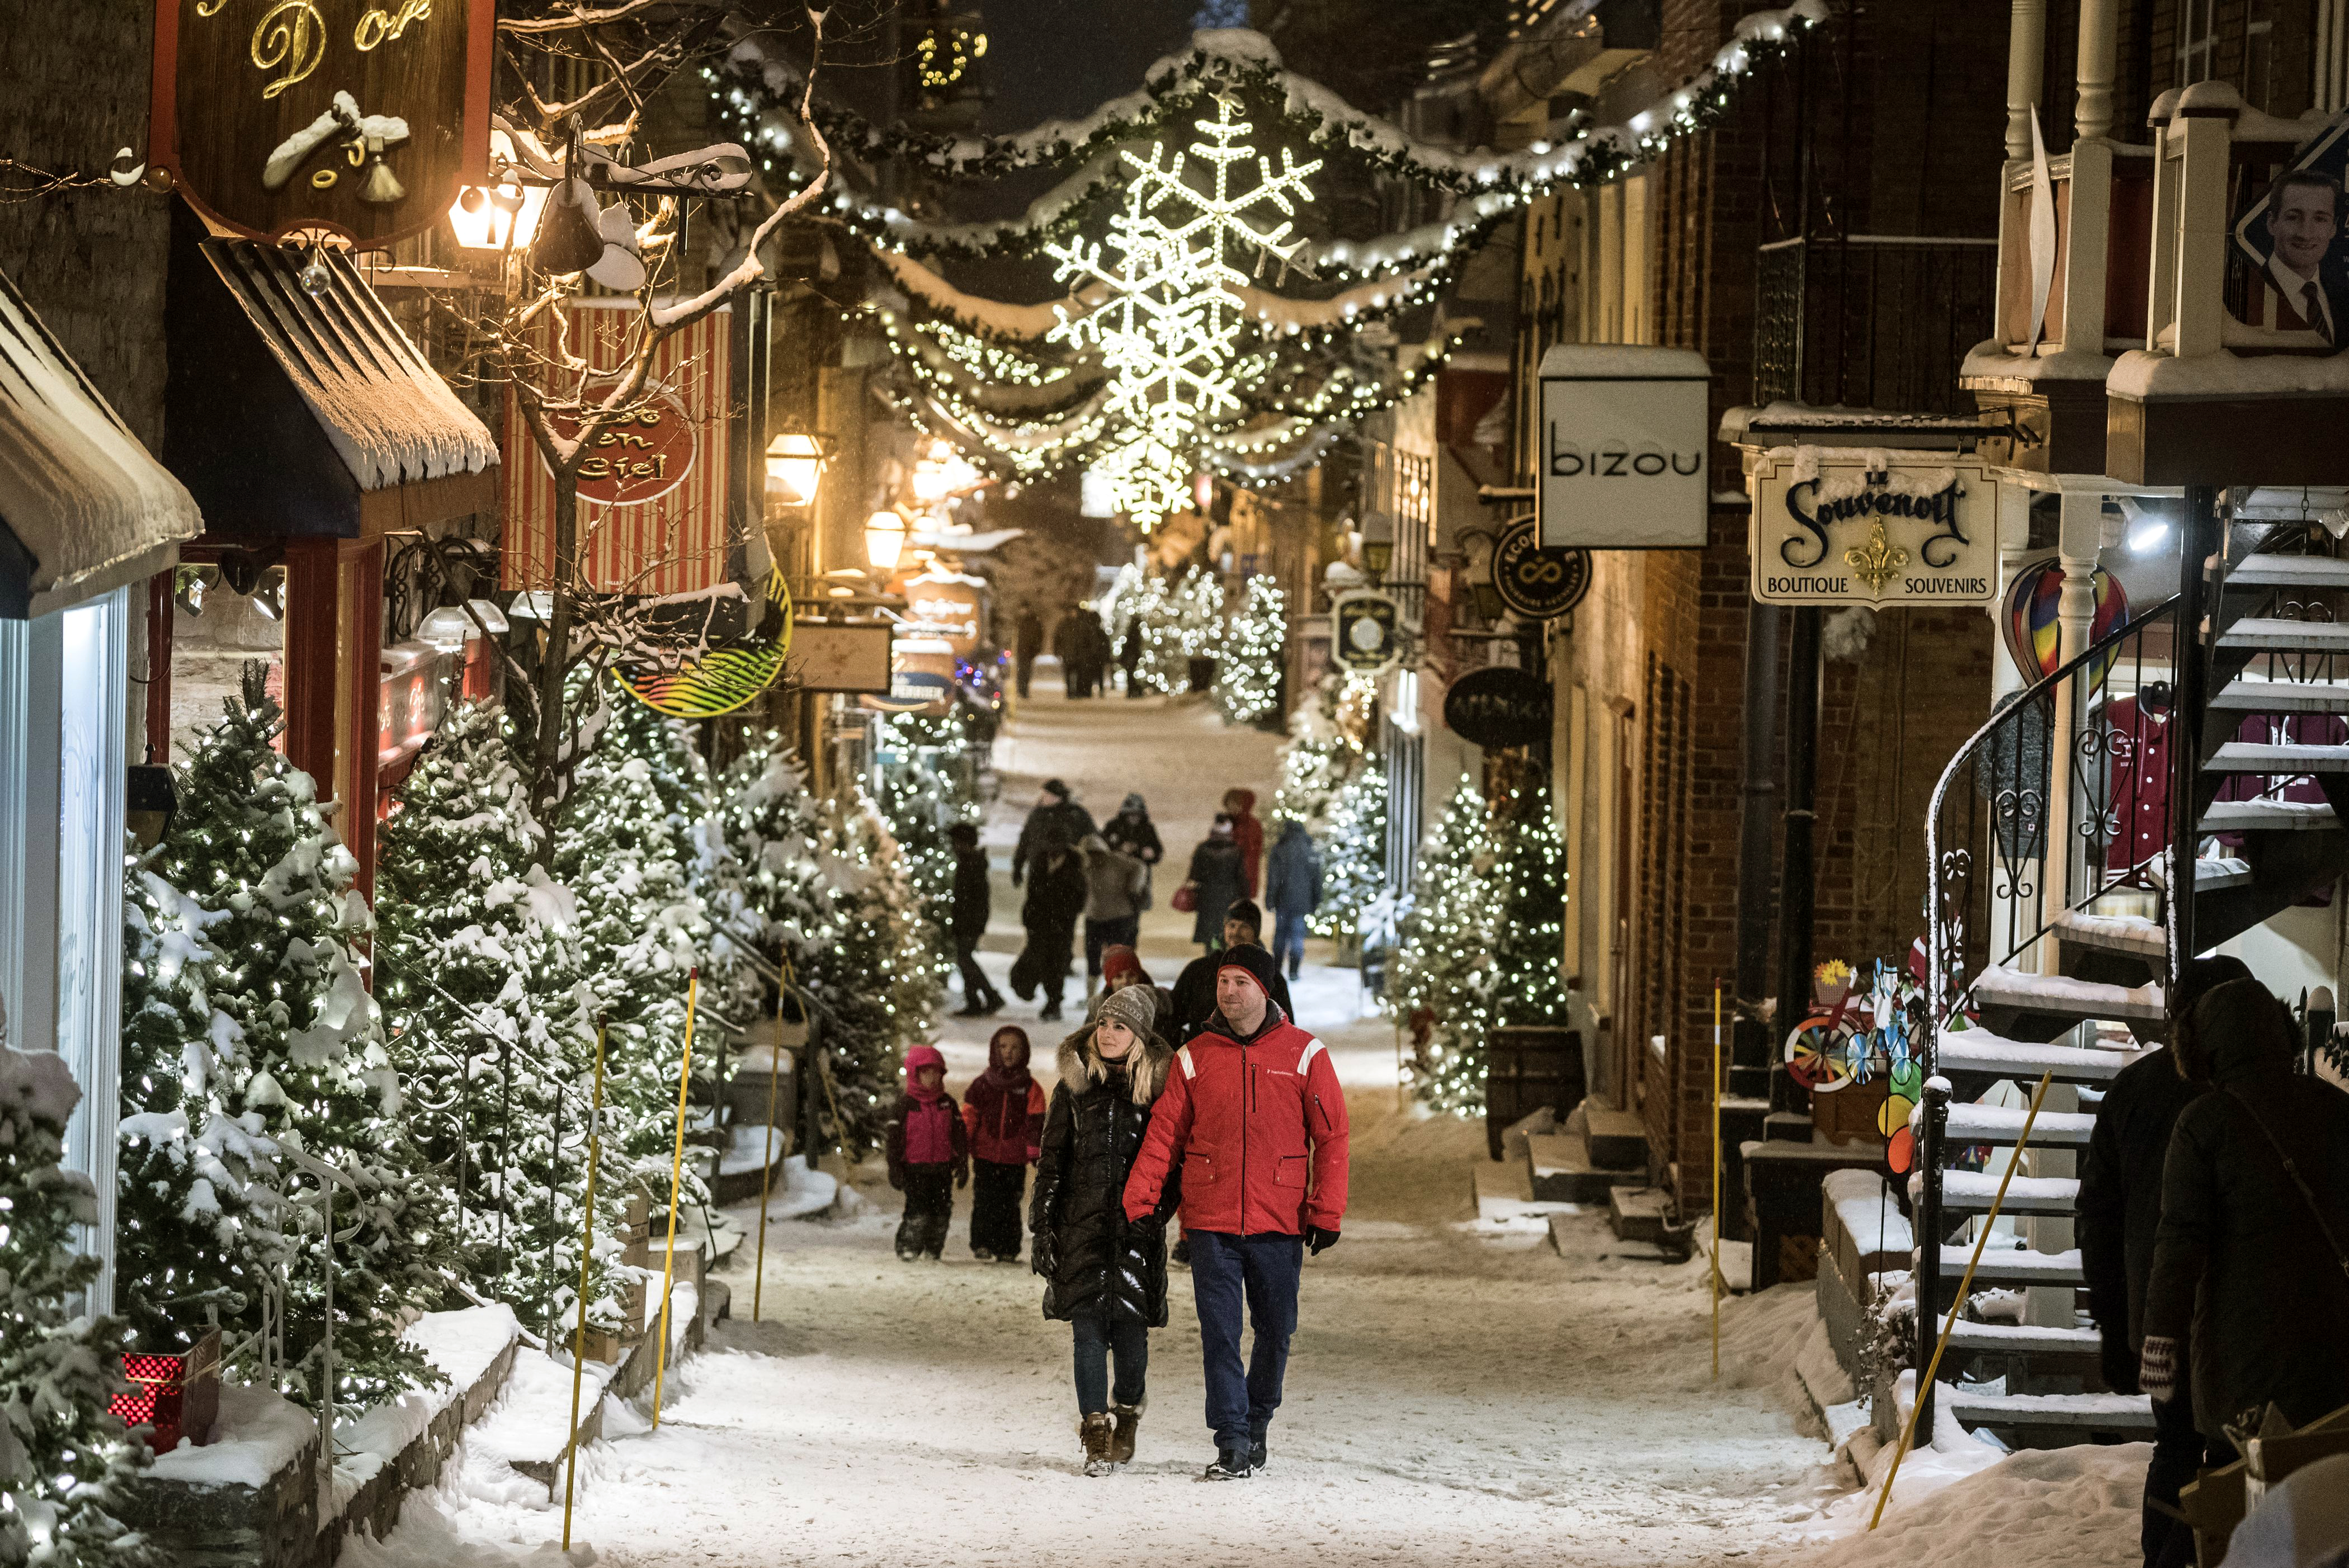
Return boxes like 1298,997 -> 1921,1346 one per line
548,387 -> 697,509
1492,517 -> 1592,621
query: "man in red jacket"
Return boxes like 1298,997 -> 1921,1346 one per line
1122,943 -> 1348,1479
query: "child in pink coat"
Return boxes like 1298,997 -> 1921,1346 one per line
885,1044 -> 969,1260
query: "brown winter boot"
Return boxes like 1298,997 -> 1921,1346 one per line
1081,1412 -> 1116,1476
1110,1402 -> 1143,1466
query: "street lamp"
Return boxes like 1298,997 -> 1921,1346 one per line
765,432 -> 827,508
448,131 -> 549,251
865,509 -> 908,571
1360,512 -> 1394,580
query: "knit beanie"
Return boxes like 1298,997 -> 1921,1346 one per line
1214,942 -> 1282,1005
1101,945 -> 1149,987
1096,983 -> 1162,1042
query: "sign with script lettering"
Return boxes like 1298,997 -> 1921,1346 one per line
1748,448 -> 1994,607
150,0 -> 493,246
1536,343 -> 1711,550
503,300 -> 735,597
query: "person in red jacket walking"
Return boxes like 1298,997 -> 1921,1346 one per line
963,1026 -> 1046,1263
1121,943 -> 1348,1479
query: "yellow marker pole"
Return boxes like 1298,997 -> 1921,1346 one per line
650,968 -> 701,1429
560,1016 -> 610,1553
1711,982 -> 1723,1381
1869,1070 -> 2054,1531
753,952 -> 792,1323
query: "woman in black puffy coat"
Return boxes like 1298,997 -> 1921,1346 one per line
1030,984 -> 1176,1476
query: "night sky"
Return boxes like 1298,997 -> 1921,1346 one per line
973,0 -> 1208,134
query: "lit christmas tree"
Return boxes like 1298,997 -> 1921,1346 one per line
118,664 -> 440,1411
874,711 -> 977,928
801,793 -> 946,1143
1386,779 -> 1570,1113
1,1013 -> 149,1568
1272,673 -> 1362,834
1313,761 -> 1389,942
1215,575 -> 1286,725
375,702 -> 631,1347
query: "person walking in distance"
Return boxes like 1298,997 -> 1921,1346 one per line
1102,793 -> 1165,894
1014,608 -> 1045,700
1013,839 -> 1088,1023
964,1026 -> 1046,1263
948,821 -> 1002,1018
1121,943 -> 1348,1479
885,1045 -> 969,1262
1119,621 -> 1143,697
1079,834 -> 1147,992
1181,816 -> 1247,954
1222,788 -> 1265,898
1031,986 -> 1178,1475
1263,818 -> 1323,981
1170,900 -> 1291,1045
1054,603 -> 1094,698
1014,780 -> 1096,890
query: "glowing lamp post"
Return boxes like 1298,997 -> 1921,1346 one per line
765,433 -> 827,508
865,510 -> 908,572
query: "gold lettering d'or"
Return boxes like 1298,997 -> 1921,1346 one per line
355,0 -> 432,50
251,1 -> 324,99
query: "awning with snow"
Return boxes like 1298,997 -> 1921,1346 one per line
0,266 -> 201,619
163,202 -> 499,541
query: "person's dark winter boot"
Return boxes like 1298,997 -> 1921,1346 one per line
1203,1447 -> 1254,1480
1081,1413 -> 1116,1477
1110,1403 -> 1143,1466
1040,1001 -> 1063,1022
973,1247 -> 997,1262
1248,1429 -> 1267,1471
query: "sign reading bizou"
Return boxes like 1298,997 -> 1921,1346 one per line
1748,448 -> 1994,608
1536,343 -> 1711,550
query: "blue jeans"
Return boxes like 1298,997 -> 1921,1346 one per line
1187,1230 -> 1303,1452
1271,911 -> 1308,976
1072,1317 -> 1149,1414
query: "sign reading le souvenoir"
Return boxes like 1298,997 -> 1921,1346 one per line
1748,450 -> 1994,607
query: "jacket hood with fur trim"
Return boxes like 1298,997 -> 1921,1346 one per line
1056,1026 -> 1172,1106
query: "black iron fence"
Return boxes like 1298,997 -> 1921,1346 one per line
1752,235 -> 1998,415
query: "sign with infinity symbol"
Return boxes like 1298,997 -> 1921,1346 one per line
1490,517 -> 1591,621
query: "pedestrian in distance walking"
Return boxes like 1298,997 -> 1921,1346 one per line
949,821 -> 1003,1018
1263,818 -> 1323,981
1014,779 -> 1096,889
2078,955 -> 2251,1568
1015,608 -> 1045,700
1169,900 -> 1291,1045
1119,621 -> 1144,697
964,1026 -> 1046,1263
1103,792 -> 1165,895
885,1044 -> 969,1262
2142,976 -> 2349,1520
1180,816 -> 1247,953
1122,942 -> 1348,1479
1054,604 -> 1096,698
1222,788 -> 1265,898
1012,840 -> 1088,1022
1097,944 -> 1176,1040
1031,985 -> 1178,1476
1081,833 -> 1147,990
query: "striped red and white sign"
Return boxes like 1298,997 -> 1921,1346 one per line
502,300 -> 733,597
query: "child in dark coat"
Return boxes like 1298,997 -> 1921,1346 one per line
1030,984 -> 1177,1475
886,1044 -> 969,1260
963,1026 -> 1046,1262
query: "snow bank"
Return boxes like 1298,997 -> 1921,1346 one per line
1787,1441 -> 2145,1568
149,1382 -> 317,1489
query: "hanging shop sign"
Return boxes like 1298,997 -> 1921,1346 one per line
861,636 -> 959,715
1331,589 -> 1401,674
1536,343 -> 1711,550
790,619 -> 894,695
149,0 -> 494,248
1490,516 -> 1591,621
1443,665 -> 1553,750
1748,450 -> 1995,607
899,573 -> 986,658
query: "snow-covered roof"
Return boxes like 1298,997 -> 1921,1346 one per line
0,266 -> 201,618
192,238 -> 499,492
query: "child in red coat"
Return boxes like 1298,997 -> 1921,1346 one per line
886,1044 -> 969,1261
963,1027 -> 1046,1262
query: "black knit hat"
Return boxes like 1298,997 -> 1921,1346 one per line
1215,942 -> 1282,1005
1042,777 -> 1070,800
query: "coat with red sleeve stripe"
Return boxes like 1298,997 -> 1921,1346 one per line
1120,1016 -> 1348,1236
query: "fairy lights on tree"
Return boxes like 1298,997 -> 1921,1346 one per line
1045,96 -> 1322,528
1215,575 -> 1287,724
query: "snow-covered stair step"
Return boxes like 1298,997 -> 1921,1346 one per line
2211,676 -> 2349,714
2198,856 -> 2254,891
2223,555 -> 2349,589
1971,965 -> 2165,1023
1942,1103 -> 2098,1147
2218,617 -> 2349,652
2199,798 -> 2339,832
2207,740 -> 2349,773
2051,909 -> 2166,960
1938,1168 -> 2078,1216
1938,1244 -> 2086,1287
1942,1390 -> 2157,1432
1936,1029 -> 2142,1084
1939,1317 -> 2105,1357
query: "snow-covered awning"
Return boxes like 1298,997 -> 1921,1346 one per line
164,205 -> 498,539
0,266 -> 201,618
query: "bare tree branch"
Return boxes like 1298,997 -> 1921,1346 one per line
497,0 -> 727,35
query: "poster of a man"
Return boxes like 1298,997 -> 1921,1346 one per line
2232,121 -> 2349,348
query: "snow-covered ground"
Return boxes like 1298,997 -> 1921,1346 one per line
352,676 -> 2144,1566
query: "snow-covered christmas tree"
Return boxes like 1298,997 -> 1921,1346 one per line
1273,673 -> 1372,834
803,794 -> 945,1142
1215,575 -> 1286,725
117,664 -> 439,1411
375,701 -> 631,1346
874,711 -> 977,929
1313,762 -> 1389,942
1,1006 -> 148,1568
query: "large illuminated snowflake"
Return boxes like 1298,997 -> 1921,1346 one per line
1046,96 -> 1323,530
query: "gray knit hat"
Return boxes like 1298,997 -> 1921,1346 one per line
1095,983 -> 1161,1042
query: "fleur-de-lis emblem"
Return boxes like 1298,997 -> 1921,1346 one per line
1845,518 -> 1909,594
